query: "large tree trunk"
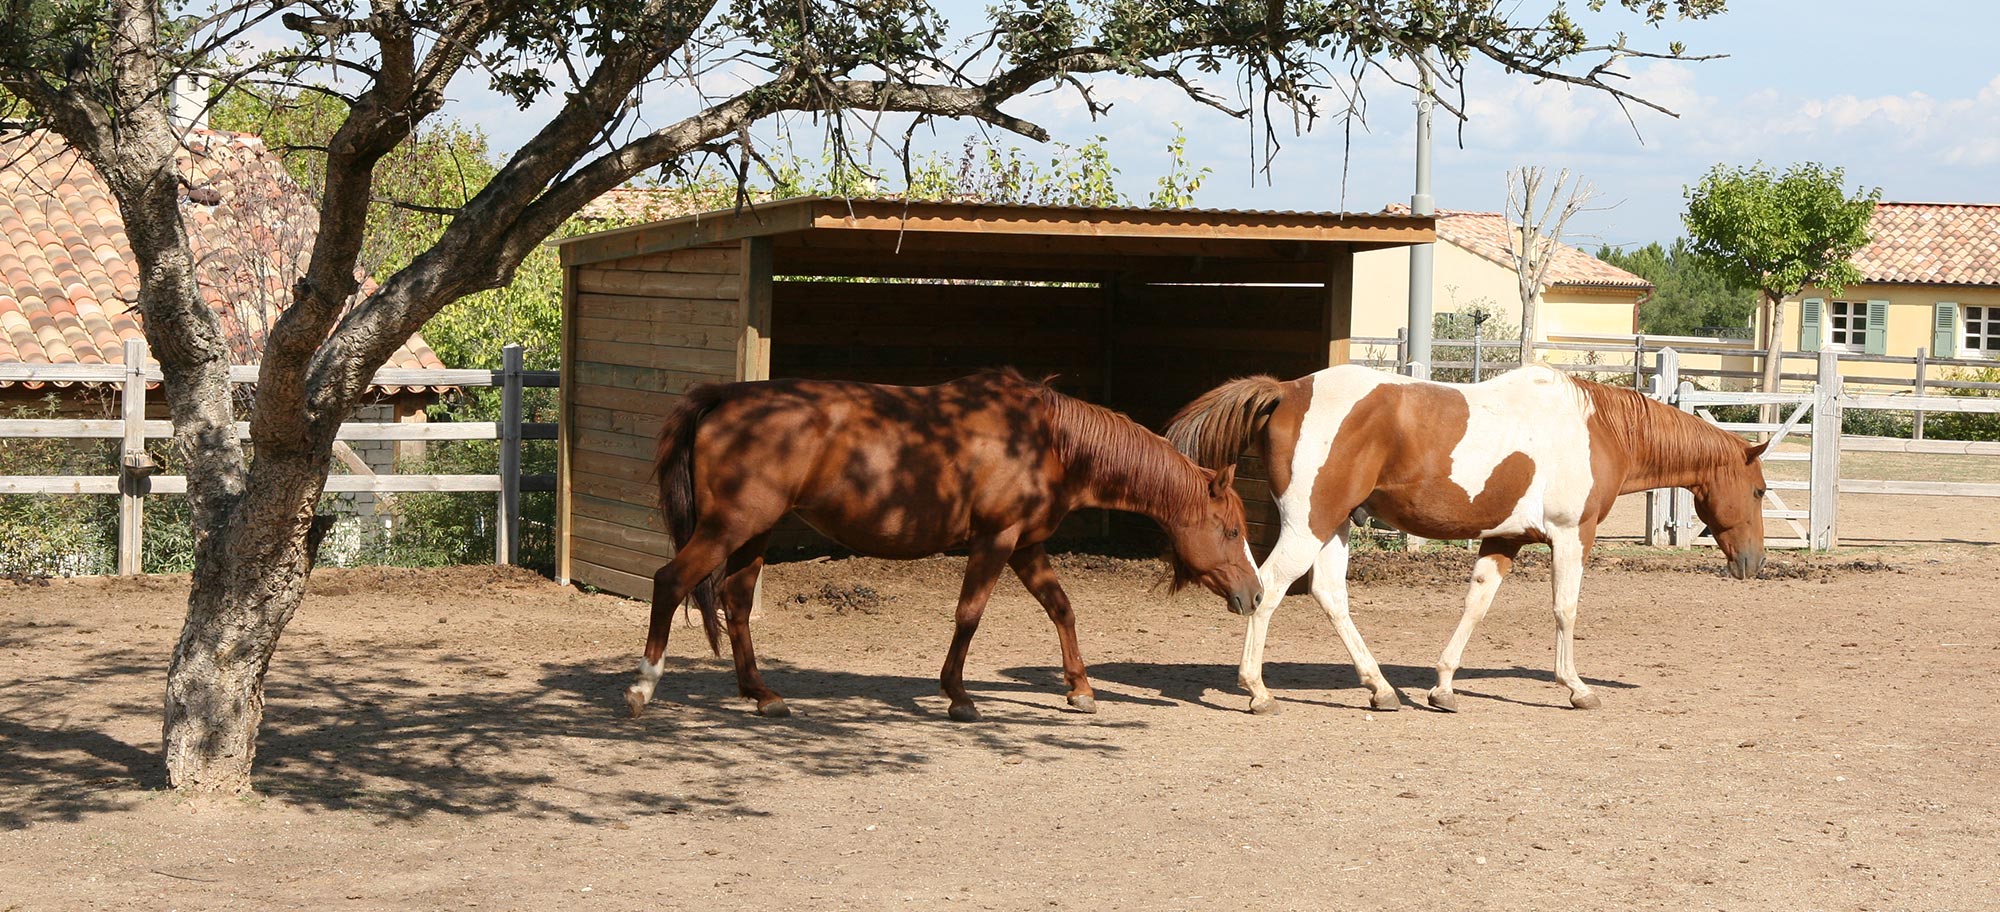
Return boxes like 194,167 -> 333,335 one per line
162,455 -> 326,792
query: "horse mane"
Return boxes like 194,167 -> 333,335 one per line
1566,374 -> 1747,475
1033,383 -> 1211,592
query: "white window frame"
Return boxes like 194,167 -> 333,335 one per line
1824,300 -> 1869,353
1965,304 -> 1999,359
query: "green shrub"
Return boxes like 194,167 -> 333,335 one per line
1924,367 -> 2000,442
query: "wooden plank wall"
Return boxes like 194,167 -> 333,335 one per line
1108,282 -> 1329,553
770,280 -> 1104,396
563,244 -> 744,596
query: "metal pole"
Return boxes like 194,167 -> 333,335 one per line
1406,64 -> 1435,376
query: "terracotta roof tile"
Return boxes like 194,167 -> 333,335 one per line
1383,204 -> 1651,291
1,129 -> 447,387
1850,202 -> 2000,286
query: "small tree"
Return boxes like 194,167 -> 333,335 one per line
1682,162 -> 1880,393
1597,239 -> 1758,337
1505,166 -> 1598,362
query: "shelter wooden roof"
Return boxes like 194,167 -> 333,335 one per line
553,197 -> 1434,283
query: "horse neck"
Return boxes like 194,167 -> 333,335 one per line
1046,396 -> 1204,526
1584,381 -> 1744,492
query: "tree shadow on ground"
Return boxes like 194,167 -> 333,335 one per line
1037,660 -> 1638,712
1,635 -> 1141,830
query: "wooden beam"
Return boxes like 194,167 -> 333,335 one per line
739,236 -> 773,382
1324,245 -> 1355,366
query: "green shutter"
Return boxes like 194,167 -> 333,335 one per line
1800,298 -> 1823,352
1934,302 -> 1959,358
1865,299 -> 1890,355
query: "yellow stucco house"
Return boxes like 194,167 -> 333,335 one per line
1776,203 -> 2000,386
1353,208 -> 1652,346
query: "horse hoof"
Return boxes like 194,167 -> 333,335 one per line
1067,693 -> 1099,714
757,698 -> 791,718
1248,696 -> 1279,715
625,687 -> 648,718
948,703 -> 980,723
1427,689 -> 1459,713
1570,692 -> 1602,710
1371,690 -> 1402,712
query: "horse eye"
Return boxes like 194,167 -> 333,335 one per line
1224,527 -> 1240,540
1754,488 -> 1766,499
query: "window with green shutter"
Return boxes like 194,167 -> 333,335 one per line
1934,302 -> 1958,358
1800,298 -> 1823,351
1864,299 -> 1889,355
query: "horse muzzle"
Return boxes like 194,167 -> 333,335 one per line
1226,586 -> 1262,616
1727,551 -> 1765,580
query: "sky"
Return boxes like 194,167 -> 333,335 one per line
442,0 -> 2000,251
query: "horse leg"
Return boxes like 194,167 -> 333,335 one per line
627,533 -> 734,717
1240,525 -> 1322,715
1308,522 -> 1398,711
1550,526 -> 1599,709
1009,543 -> 1095,713
1428,538 -> 1523,712
938,531 -> 1020,722
718,533 -> 786,717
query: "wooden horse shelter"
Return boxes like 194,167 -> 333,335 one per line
550,197 -> 1433,597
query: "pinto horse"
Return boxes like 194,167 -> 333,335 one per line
1166,363 -> 1769,714
626,369 -> 1263,722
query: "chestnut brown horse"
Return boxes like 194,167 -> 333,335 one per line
626,370 -> 1263,722
1168,364 -> 1768,714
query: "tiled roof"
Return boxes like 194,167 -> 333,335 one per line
1384,204 -> 1653,291
575,186 -> 752,224
1,129 -> 446,388
1850,202 -> 2000,287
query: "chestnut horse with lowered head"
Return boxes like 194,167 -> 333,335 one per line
1167,363 -> 1769,714
627,369 -> 1262,722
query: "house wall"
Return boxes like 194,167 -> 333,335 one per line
560,243 -> 747,595
1352,242 -> 1641,344
1779,282 -> 2000,385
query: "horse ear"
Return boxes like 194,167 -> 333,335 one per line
1744,440 -> 1770,463
1210,463 -> 1237,498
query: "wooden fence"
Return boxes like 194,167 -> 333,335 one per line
1638,348 -> 2000,551
0,339 -> 557,573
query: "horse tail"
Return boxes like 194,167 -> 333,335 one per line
1164,375 -> 1288,471
654,383 -> 728,656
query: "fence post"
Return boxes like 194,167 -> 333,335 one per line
1809,349 -> 1841,551
1912,346 -> 1928,440
1645,347 -> 1679,546
1633,334 -> 1645,389
1671,379 -> 1697,547
497,343 -> 524,566
118,337 -> 148,575
1395,328 -> 1409,373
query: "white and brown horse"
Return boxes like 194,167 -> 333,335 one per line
1167,363 -> 1769,714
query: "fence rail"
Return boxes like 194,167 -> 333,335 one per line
1350,332 -> 2000,397
1,338 -> 556,573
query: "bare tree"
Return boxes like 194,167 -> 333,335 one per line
2,0 -> 1727,794
1507,166 -> 1600,363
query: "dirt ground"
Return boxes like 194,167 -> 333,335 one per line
5,545 -> 2000,911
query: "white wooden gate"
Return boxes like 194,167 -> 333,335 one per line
1644,349 -> 1842,551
